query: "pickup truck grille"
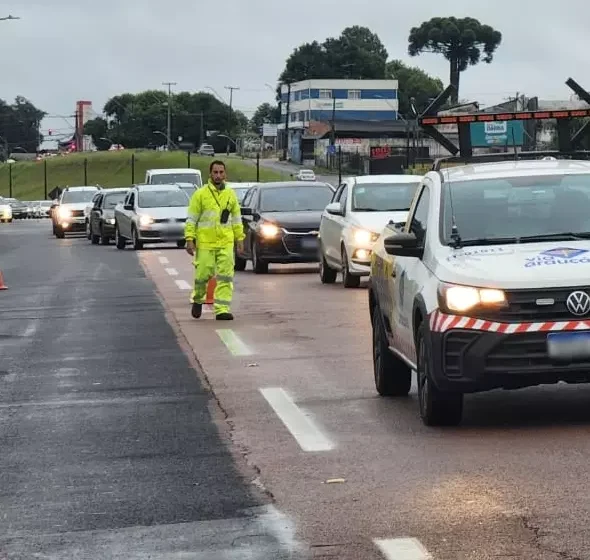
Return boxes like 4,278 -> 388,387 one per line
472,286 -> 590,322
71,209 -> 84,217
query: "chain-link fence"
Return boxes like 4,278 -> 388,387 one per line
0,151 -> 278,200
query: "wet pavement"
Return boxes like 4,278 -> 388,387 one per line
0,220 -> 302,559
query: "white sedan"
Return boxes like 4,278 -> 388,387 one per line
318,174 -> 423,288
295,169 -> 316,181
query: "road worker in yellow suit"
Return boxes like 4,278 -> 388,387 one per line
184,160 -> 244,320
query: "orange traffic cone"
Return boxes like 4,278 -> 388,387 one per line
0,270 -> 7,290
205,278 -> 216,304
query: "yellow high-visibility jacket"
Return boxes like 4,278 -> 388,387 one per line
185,180 -> 245,248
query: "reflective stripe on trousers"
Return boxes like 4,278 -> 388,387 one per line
190,245 -> 235,315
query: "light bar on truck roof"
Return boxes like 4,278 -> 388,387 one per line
419,109 -> 590,126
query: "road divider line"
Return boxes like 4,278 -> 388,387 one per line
175,280 -> 192,290
158,256 -> 169,264
259,387 -> 335,452
165,267 -> 179,276
216,329 -> 253,356
374,538 -> 432,560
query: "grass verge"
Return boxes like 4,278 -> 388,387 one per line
0,150 -> 286,200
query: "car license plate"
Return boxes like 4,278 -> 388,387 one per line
301,237 -> 318,249
547,331 -> 590,362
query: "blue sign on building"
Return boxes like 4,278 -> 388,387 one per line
470,120 -> 524,147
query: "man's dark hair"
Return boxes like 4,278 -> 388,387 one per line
210,160 -> 226,172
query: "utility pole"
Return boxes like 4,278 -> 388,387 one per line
224,86 -> 239,154
330,96 -> 336,146
162,81 -> 176,150
199,111 -> 204,147
283,82 -> 291,161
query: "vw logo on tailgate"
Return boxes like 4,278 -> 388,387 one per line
566,291 -> 590,316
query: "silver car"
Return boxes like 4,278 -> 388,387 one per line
114,184 -> 189,250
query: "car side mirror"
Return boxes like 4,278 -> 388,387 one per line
240,207 -> 252,216
383,232 -> 423,258
124,204 -> 133,211
325,202 -> 343,216
393,221 -> 405,229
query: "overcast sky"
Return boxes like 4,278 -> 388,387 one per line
3,0 -> 589,145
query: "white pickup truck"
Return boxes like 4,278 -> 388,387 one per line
145,168 -> 202,187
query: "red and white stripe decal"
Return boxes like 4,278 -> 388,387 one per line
429,309 -> 590,334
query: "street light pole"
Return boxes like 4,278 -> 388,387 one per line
162,82 -> 176,150
224,86 -> 239,154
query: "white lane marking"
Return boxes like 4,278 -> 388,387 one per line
374,538 -> 432,560
259,387 -> 335,452
158,256 -> 169,264
216,329 -> 253,356
165,267 -> 179,276
23,321 -> 39,337
153,250 -> 162,254
175,279 -> 192,290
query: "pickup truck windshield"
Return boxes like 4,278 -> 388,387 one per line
150,173 -> 202,186
138,190 -> 188,208
442,173 -> 590,244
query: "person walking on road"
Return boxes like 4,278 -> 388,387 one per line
184,160 -> 244,321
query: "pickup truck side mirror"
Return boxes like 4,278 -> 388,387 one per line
123,204 -> 133,211
383,232 -> 424,258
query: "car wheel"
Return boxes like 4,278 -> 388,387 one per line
86,221 -> 92,240
132,227 -> 143,250
319,250 -> 337,284
115,225 -> 126,250
234,248 -> 247,271
342,246 -> 361,288
55,226 -> 65,239
372,307 -> 411,397
176,240 -> 186,249
252,240 -> 268,274
416,322 -> 463,427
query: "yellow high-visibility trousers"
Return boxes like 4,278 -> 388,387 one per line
191,245 -> 235,315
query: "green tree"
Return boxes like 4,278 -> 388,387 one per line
408,17 -> 502,105
100,90 -> 248,150
386,60 -> 444,116
83,117 -> 110,150
0,96 -> 45,155
250,103 -> 280,130
277,26 -> 389,95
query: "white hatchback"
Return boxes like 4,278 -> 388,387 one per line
318,174 -> 422,287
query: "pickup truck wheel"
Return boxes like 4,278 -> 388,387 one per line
319,251 -> 337,284
132,227 -> 143,250
115,226 -> 126,250
416,322 -> 463,427
342,247 -> 361,288
372,309 -> 411,396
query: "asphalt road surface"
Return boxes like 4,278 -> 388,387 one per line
4,221 -> 590,559
0,220 -> 303,559
235,156 -> 338,186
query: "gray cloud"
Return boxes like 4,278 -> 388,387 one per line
2,0 -> 588,142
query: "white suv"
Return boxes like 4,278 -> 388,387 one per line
369,158 -> 590,426
319,174 -> 422,287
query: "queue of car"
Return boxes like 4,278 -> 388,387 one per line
0,197 -> 53,221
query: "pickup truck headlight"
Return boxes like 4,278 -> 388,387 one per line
259,222 -> 280,238
58,207 -> 71,219
439,283 -> 506,313
139,214 -> 154,226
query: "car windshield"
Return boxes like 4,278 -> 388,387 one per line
260,185 -> 333,212
233,188 -> 250,202
151,173 -> 202,186
352,182 -> 420,211
104,192 -> 127,208
442,173 -> 590,245
178,185 -> 196,196
138,189 -> 188,208
61,190 -> 97,203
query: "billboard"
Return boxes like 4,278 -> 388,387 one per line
470,120 -> 524,147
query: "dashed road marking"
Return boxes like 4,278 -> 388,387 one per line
165,267 -> 178,276
175,279 -> 192,290
158,256 -> 169,264
23,321 -> 39,337
374,538 -> 432,560
259,387 -> 335,452
216,328 -> 253,356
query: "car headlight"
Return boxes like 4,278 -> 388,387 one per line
58,207 -> 71,219
259,222 -> 280,238
107,218 -> 115,225
439,284 -> 506,313
352,228 -> 379,245
139,215 -> 153,226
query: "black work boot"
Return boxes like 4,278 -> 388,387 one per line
191,303 -> 202,319
215,312 -> 234,321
